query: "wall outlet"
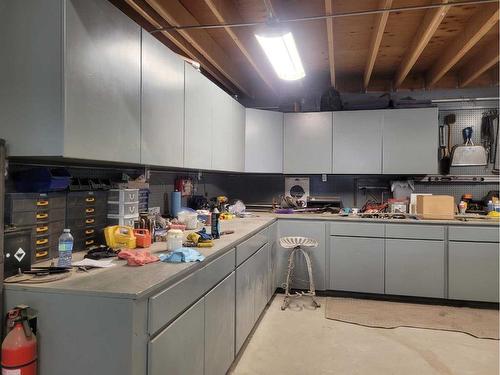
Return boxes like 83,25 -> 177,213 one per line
322,174 -> 327,182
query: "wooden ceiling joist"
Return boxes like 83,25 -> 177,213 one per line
426,3 -> 499,87
324,0 -> 336,87
124,0 -> 240,94
203,0 -> 277,95
459,46 -> 500,87
394,0 -> 450,89
363,0 -> 393,90
146,0 -> 253,97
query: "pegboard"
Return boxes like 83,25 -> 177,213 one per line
414,182 -> 498,203
439,108 -> 498,175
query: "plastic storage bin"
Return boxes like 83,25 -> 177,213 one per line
107,214 -> 138,227
14,167 -> 71,192
107,201 -> 139,216
108,189 -> 139,204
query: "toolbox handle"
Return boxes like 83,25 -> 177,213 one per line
35,251 -> 49,258
85,208 -> 95,214
36,200 -> 49,206
85,218 -> 95,224
36,226 -> 49,233
36,213 -> 48,220
85,239 -> 94,246
36,238 -> 49,246
85,229 -> 95,235
85,197 -> 95,203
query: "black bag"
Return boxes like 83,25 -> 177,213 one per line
320,87 -> 343,111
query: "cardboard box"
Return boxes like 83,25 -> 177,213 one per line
416,195 -> 455,220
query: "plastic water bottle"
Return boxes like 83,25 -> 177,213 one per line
57,229 -> 74,268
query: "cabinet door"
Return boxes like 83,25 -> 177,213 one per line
330,237 -> 384,293
236,255 -> 256,353
212,91 -> 245,171
284,112 -> 333,174
277,220 -> 327,290
268,222 -> 278,300
205,272 -> 235,375
449,242 -> 499,302
141,30 -> 184,167
254,244 -> 270,322
245,109 -> 284,173
385,239 -> 445,298
64,0 -> 141,163
149,298 -> 204,375
333,111 -> 383,173
184,64 -> 213,169
382,108 -> 438,174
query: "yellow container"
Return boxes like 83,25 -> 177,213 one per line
104,225 -> 136,249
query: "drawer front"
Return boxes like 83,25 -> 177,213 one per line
449,226 -> 499,243
236,227 -> 269,266
148,248 -> 235,335
330,222 -> 384,238
386,224 -> 445,240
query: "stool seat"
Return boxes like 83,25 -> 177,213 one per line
279,236 -> 318,249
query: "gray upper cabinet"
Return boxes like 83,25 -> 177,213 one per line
382,108 -> 438,174
2,0 -> 141,163
184,64 -> 214,170
245,109 -> 284,173
333,111 -> 383,174
141,30 -> 184,167
284,112 -> 333,174
212,89 -> 245,172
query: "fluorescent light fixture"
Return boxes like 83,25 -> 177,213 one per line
255,31 -> 305,81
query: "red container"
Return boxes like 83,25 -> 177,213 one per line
2,322 -> 37,375
134,229 -> 152,248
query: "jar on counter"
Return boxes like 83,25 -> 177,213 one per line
166,229 -> 183,251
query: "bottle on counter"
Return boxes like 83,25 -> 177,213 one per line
57,229 -> 74,268
211,208 -> 220,239
487,200 -> 494,212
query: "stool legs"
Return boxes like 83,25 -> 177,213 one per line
281,246 -> 320,310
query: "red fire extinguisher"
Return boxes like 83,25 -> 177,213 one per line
1,305 -> 37,375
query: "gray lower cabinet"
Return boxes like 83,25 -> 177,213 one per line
205,272 -> 236,375
449,242 -> 499,302
385,239 -> 445,298
236,252 -> 256,353
277,220 -> 327,290
330,237 -> 384,293
268,222 -> 278,300
254,244 -> 270,323
149,298 -> 205,375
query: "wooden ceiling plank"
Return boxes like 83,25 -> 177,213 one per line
324,0 -> 336,87
202,0 -> 277,95
363,0 -> 393,90
394,0 -> 450,89
426,3 -> 499,87
125,0 -> 240,95
145,0 -> 253,97
459,46 -> 500,87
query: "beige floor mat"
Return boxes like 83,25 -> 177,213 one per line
325,297 -> 499,340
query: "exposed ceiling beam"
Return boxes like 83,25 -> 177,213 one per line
203,0 -> 277,95
364,0 -> 393,90
324,0 -> 336,87
394,0 -> 450,89
426,3 -> 499,87
146,0 -> 253,97
459,46 -> 500,87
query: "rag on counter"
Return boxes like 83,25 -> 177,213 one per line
159,248 -> 205,263
118,249 -> 159,266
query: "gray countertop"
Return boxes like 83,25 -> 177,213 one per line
4,212 -> 498,300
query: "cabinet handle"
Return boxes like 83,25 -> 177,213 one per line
36,238 -> 49,245
36,226 -> 48,233
36,200 -> 49,206
36,213 -> 48,220
36,251 -> 48,258
85,197 -> 95,203
85,208 -> 95,214
86,218 -> 95,224
129,194 -> 136,201
85,239 -> 94,246
85,229 -> 94,235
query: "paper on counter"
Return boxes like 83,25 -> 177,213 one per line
72,258 -> 116,268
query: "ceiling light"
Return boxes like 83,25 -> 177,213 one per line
255,30 -> 305,81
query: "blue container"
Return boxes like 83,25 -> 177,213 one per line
15,167 -> 71,193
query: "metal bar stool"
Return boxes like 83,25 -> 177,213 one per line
279,236 -> 321,310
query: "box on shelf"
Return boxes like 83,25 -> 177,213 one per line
416,195 -> 455,220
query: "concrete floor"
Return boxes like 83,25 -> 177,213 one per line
230,295 -> 499,375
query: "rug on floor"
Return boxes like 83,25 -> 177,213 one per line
325,297 -> 499,340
